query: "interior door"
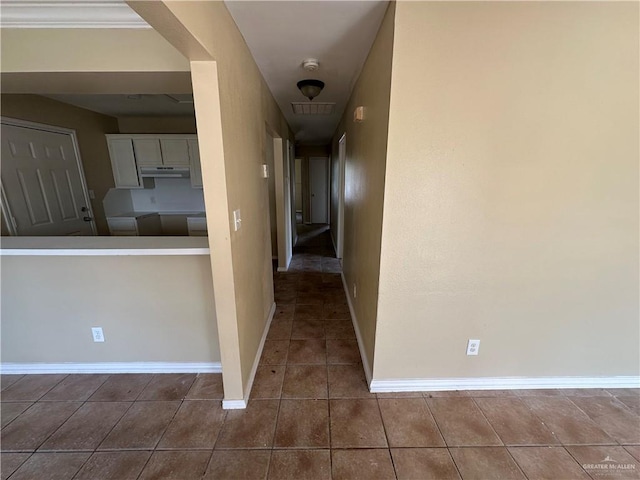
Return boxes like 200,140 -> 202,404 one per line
1,122 -> 95,236
309,156 -> 328,224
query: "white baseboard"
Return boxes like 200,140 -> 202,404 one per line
277,252 -> 291,272
222,302 -> 276,410
340,271 -> 372,384
222,399 -> 247,409
0,362 -> 222,375
370,376 -> 640,393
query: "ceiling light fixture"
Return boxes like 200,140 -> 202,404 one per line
297,79 -> 325,101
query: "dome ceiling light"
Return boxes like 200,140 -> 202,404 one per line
297,79 -> 325,101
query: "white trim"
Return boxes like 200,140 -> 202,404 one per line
0,1 -> 150,29
0,362 -> 222,374
0,248 -> 210,256
222,399 -> 247,409
341,271 -> 372,384
222,302 -> 276,410
1,117 -> 97,236
370,376 -> 640,393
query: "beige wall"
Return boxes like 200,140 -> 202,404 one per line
0,29 -> 190,73
1,254 -> 219,364
1,94 -> 119,235
130,1 -> 294,401
330,4 -> 395,375
117,116 -> 196,134
374,2 -> 639,380
1,28 -> 191,95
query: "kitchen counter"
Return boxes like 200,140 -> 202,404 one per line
0,236 -> 210,256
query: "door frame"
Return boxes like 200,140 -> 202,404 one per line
0,116 -> 97,236
288,141 -> 298,248
337,133 -> 346,259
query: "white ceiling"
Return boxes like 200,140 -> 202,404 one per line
225,1 -> 389,145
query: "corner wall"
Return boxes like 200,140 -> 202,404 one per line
1,94 -> 119,235
374,2 -> 639,382
330,4 -> 395,375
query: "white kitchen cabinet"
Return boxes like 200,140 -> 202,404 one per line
160,139 -> 191,166
106,134 -> 201,189
133,138 -> 163,166
188,139 -> 202,188
187,217 -> 207,236
107,213 -> 162,236
106,137 -> 142,188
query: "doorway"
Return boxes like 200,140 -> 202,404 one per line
309,156 -> 329,224
1,118 -> 96,236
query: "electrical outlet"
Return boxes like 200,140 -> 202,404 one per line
353,283 -> 357,298
466,339 -> 480,356
92,327 -> 105,343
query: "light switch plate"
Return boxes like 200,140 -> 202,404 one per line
233,209 -> 242,231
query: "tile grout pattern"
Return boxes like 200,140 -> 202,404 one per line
2,225 -> 639,479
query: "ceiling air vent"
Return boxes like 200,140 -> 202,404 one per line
291,102 -> 335,115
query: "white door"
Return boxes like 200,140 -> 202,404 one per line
309,156 -> 328,224
1,121 -> 95,236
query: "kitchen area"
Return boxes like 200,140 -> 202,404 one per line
103,133 -> 207,237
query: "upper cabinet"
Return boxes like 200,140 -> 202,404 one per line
132,138 -> 163,166
106,134 -> 200,189
160,139 -> 191,166
106,137 -> 141,188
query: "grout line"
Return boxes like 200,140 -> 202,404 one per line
469,396 -> 506,448
566,395 -> 634,447
374,397 -> 398,479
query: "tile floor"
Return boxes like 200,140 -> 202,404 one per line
2,225 -> 639,479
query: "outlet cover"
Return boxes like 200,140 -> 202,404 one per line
466,339 -> 480,355
92,327 -> 105,343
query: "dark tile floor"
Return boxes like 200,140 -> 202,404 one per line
2,225 -> 639,479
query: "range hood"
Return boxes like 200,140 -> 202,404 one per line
139,166 -> 190,178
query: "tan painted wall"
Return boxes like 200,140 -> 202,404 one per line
374,2 -> 639,380
130,1 -> 294,400
330,4 -> 395,374
0,29 -> 190,73
117,116 -> 196,134
1,94 -> 119,235
1,255 -> 219,364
